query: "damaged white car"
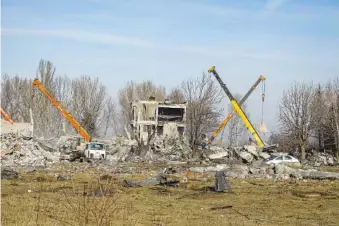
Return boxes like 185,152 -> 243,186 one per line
264,155 -> 300,165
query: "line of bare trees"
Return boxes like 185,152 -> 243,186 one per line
1,60 -> 224,148
274,80 -> 339,163
1,60 -> 114,138
2,59 -> 338,164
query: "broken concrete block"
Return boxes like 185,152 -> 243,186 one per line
239,151 -> 254,163
328,157 -> 334,165
214,171 -> 232,192
251,160 -> 264,168
274,164 -> 297,175
249,167 -> 260,174
189,164 -> 229,173
57,175 -> 72,181
1,168 -> 19,180
208,151 -> 229,160
259,152 -> 271,159
298,170 -> 339,180
267,168 -> 275,175
244,145 -> 259,157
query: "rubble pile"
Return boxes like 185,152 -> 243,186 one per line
1,129 -> 338,183
206,145 -> 272,164
189,163 -> 339,180
206,144 -> 338,167
111,136 -> 192,163
306,150 -> 336,167
1,133 -> 60,169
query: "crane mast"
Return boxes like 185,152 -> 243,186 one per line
208,66 -> 265,148
0,108 -> 14,123
32,78 -> 91,143
209,75 -> 266,143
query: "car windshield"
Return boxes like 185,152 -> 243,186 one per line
89,143 -> 104,150
266,155 -> 277,161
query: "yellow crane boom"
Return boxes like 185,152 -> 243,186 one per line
209,75 -> 266,143
208,66 -> 265,148
32,78 -> 91,143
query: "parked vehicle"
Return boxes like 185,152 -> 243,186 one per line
264,155 -> 300,165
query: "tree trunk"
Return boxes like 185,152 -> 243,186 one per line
333,103 -> 339,163
300,142 -> 306,164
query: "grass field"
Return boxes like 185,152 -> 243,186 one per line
1,164 -> 339,226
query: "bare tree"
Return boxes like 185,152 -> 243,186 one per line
71,75 -> 109,137
311,83 -> 327,151
182,72 -> 223,150
2,59 -> 116,139
167,88 -> 185,103
1,74 -> 25,121
278,82 -> 316,163
323,78 -> 339,162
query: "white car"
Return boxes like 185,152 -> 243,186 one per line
264,155 -> 300,165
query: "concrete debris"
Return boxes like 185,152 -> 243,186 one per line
274,164 -> 339,180
238,151 -> 254,163
244,145 -> 259,157
306,151 -> 337,167
225,165 -> 249,179
1,168 -> 19,180
57,175 -> 72,181
123,173 -> 180,188
259,152 -> 271,160
1,133 -> 60,169
106,146 -> 131,163
208,151 -> 229,160
1,130 -> 338,182
214,171 -> 232,192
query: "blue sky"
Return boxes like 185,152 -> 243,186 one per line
2,0 -> 339,135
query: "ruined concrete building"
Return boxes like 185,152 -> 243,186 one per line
131,97 -> 186,142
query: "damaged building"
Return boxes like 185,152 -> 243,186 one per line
130,98 -> 186,142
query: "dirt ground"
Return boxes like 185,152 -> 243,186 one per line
1,164 -> 339,226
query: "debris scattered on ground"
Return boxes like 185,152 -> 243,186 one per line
1,130 -> 338,181
1,167 -> 19,180
123,173 -> 180,188
56,175 -> 72,181
214,171 -> 232,192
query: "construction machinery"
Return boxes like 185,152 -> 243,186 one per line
209,75 -> 266,143
1,108 -> 14,123
208,66 -> 265,148
32,78 -> 106,161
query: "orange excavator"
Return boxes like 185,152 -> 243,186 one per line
32,78 -> 107,161
0,108 -> 14,123
32,78 -> 91,142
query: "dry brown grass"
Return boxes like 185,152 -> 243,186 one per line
2,165 -> 339,226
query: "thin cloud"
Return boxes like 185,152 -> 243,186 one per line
2,28 -> 152,47
264,0 -> 290,11
2,27 -> 324,62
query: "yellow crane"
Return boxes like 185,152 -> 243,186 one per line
208,66 -> 265,148
209,74 -> 266,143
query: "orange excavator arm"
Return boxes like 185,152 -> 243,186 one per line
32,78 -> 91,142
209,74 -> 266,143
0,107 -> 14,123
